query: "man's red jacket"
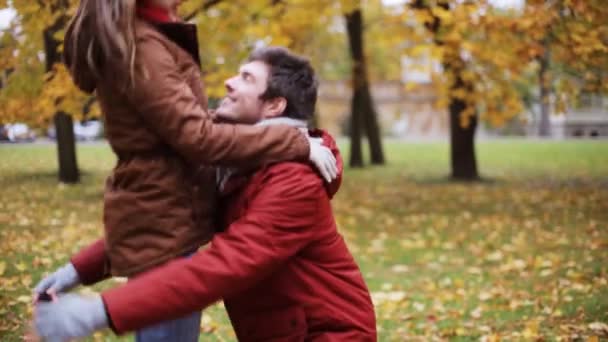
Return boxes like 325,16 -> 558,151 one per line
70,130 -> 377,341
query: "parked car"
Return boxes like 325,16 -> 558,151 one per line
47,119 -> 103,141
74,120 -> 103,141
0,123 -> 36,142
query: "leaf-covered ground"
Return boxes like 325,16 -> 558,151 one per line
0,140 -> 607,341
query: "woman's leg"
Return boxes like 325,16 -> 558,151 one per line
133,251 -> 201,341
135,311 -> 202,342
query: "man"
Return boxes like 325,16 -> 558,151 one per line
34,47 -> 377,341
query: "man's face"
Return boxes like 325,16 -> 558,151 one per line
215,61 -> 272,124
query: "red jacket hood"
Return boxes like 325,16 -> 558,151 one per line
309,129 -> 343,199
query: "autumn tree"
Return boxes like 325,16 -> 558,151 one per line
0,0 -> 87,183
344,2 -> 385,167
521,0 -> 608,136
406,0 -> 538,179
399,0 -> 606,180
409,0 -> 486,180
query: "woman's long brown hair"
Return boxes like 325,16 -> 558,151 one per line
63,0 -> 138,92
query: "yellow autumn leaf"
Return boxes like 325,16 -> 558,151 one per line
15,262 -> 27,272
480,334 -> 501,342
522,320 -> 540,339
16,295 -> 31,304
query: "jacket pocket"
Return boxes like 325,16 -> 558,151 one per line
234,306 -> 307,342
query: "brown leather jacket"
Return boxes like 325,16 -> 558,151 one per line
65,19 -> 309,276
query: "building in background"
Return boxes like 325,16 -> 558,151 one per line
540,93 -> 608,139
316,54 -> 448,139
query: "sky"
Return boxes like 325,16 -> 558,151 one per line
0,7 -> 14,30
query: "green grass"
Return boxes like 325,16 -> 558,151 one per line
1,140 -> 607,341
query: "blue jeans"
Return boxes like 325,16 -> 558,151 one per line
134,252 -> 201,342
135,311 -> 202,342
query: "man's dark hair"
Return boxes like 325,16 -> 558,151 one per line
248,46 -> 318,121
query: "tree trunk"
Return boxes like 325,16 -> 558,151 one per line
361,88 -> 384,165
44,12 -> 79,183
345,8 -> 385,167
449,94 -> 479,180
538,38 -> 551,137
411,0 -> 478,180
349,91 -> 364,168
54,112 -> 79,183
446,60 -> 479,181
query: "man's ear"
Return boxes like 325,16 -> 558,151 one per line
264,97 -> 287,118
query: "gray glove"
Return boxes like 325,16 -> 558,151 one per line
34,263 -> 80,297
308,137 -> 338,183
35,293 -> 108,342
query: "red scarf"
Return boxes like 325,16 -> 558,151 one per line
137,1 -> 172,23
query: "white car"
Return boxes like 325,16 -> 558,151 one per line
1,123 -> 36,142
73,120 -> 103,141
47,120 -> 103,141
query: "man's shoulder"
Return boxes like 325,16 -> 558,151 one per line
265,161 -> 320,179
251,162 -> 323,191
244,162 -> 326,219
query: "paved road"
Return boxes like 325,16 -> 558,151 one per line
0,139 -> 109,146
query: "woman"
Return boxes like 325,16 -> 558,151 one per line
32,0 -> 336,341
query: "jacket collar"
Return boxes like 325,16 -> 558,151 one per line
255,117 -> 308,131
137,8 -> 201,68
154,22 -> 201,67
137,3 -> 172,23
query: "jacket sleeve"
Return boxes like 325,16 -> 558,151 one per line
101,164 -> 323,334
128,36 -> 309,167
70,239 -> 111,286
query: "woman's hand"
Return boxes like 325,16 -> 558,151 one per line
34,294 -> 108,342
308,137 -> 338,183
33,263 -> 80,302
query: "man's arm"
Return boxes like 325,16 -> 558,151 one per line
102,163 -> 324,333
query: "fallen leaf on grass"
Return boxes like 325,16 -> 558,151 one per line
15,262 -> 27,272
588,322 -> 608,336
390,264 -> 409,273
470,306 -> 483,319
17,296 -> 31,303
522,320 -> 541,339
480,333 -> 501,342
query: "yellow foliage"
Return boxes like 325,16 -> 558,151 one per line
401,0 -> 608,128
1,0 -> 606,129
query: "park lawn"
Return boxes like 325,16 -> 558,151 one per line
0,139 -> 607,341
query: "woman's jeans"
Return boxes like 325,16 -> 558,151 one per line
135,311 -> 202,342
133,252 -> 201,342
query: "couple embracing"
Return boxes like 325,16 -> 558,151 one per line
32,1 -> 376,341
